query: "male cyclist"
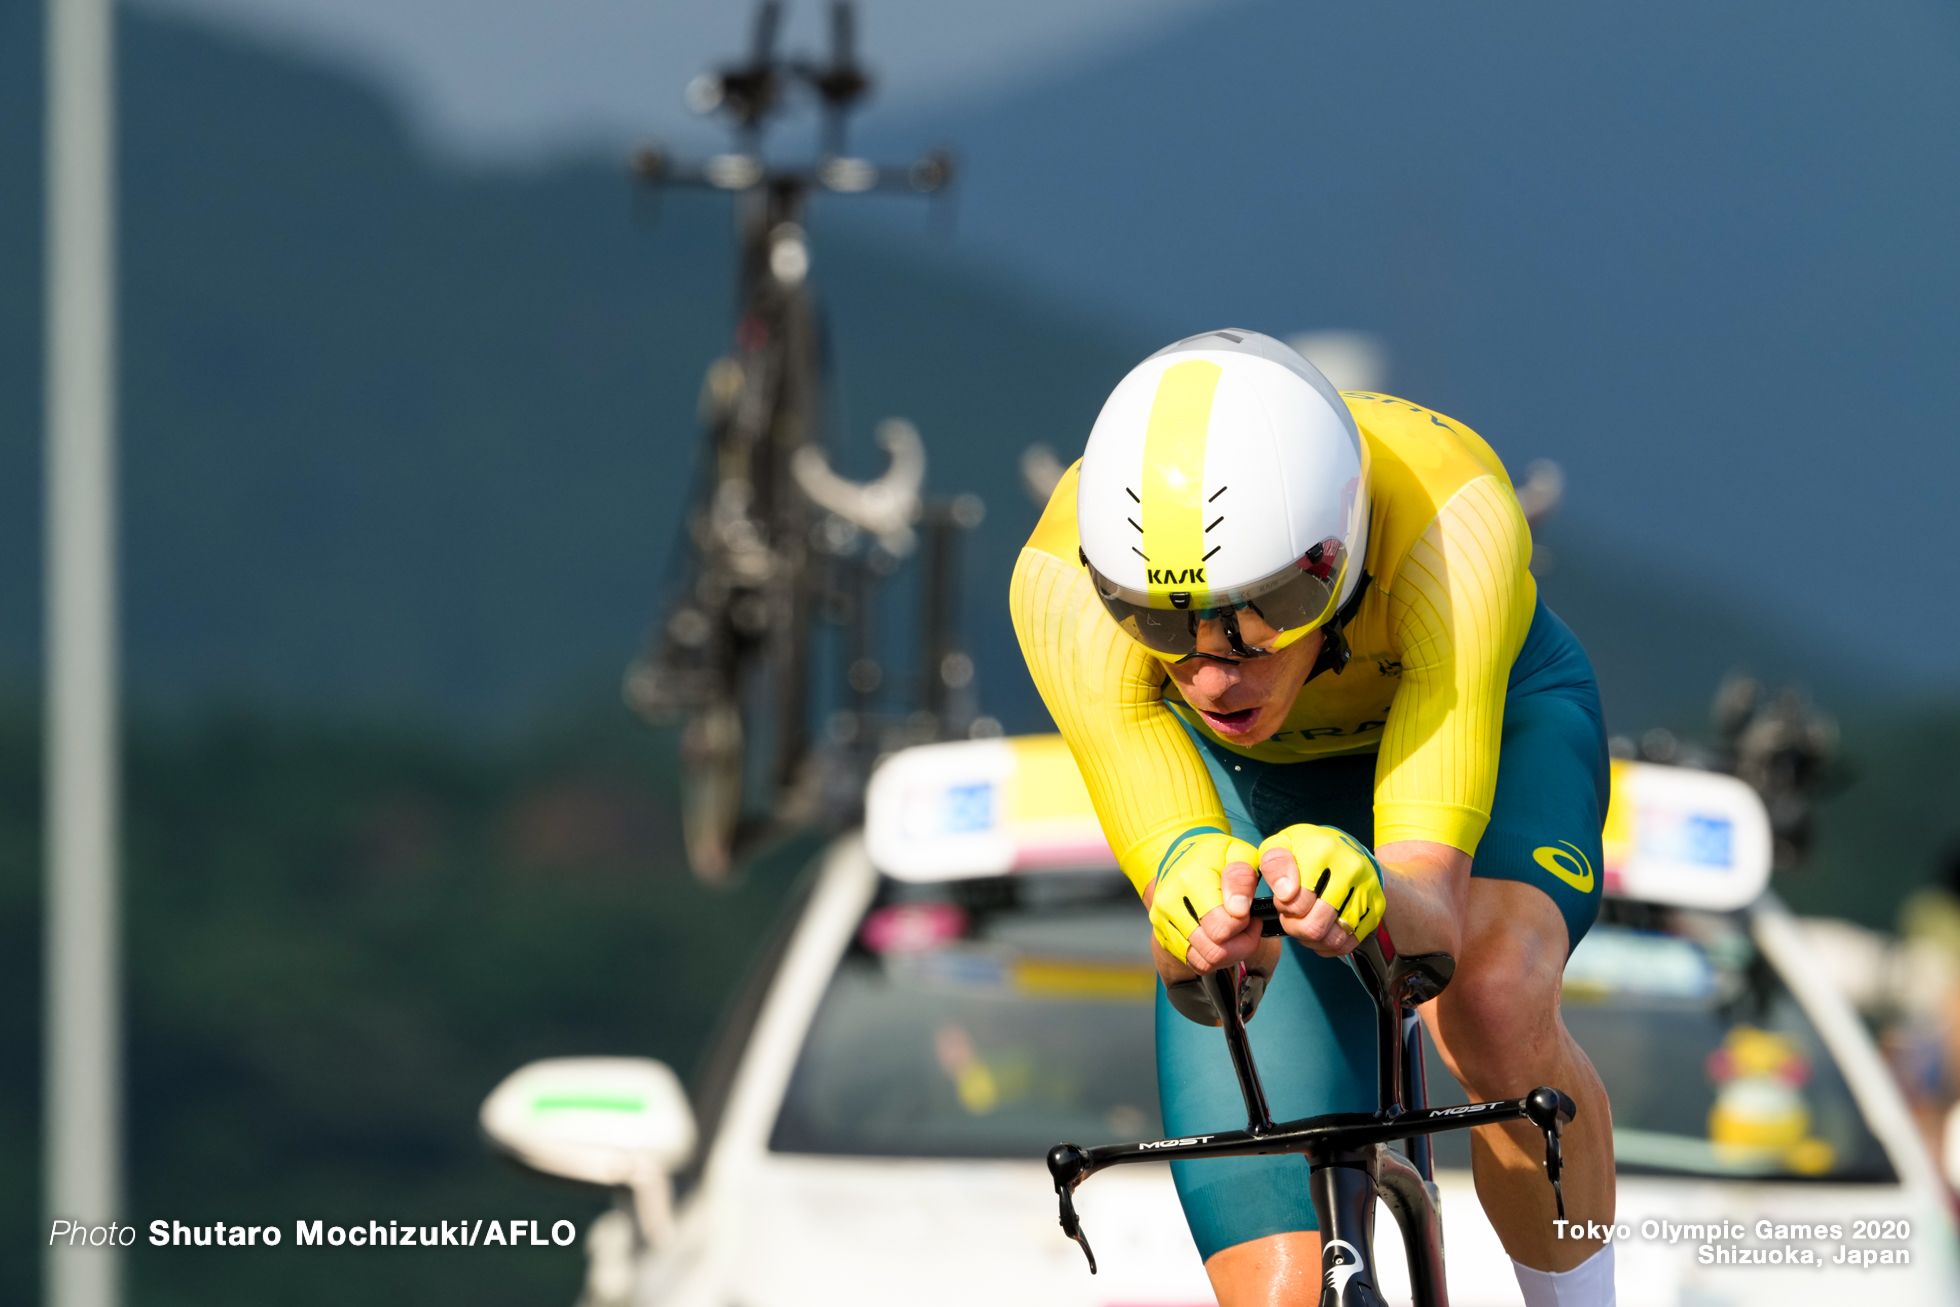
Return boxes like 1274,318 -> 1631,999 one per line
1011,330 -> 1615,1307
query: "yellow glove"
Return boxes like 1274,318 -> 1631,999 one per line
1258,824 -> 1386,940
1146,827 -> 1261,964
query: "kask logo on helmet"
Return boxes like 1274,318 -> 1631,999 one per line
1145,568 -> 1205,587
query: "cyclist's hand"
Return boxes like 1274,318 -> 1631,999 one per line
1260,824 -> 1385,958
1142,829 -> 1263,970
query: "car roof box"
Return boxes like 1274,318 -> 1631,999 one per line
866,736 -> 1772,911
866,736 -> 1116,881
1603,759 -> 1771,911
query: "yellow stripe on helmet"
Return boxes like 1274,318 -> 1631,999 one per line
1140,360 -> 1222,604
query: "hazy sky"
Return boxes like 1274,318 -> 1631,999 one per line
134,0 -> 1229,159
107,0 -> 1960,683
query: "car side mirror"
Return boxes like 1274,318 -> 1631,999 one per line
481,1057 -> 697,1247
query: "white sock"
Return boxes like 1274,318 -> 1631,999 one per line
1512,1243 -> 1615,1307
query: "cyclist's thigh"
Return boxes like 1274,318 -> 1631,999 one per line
1156,941 -> 1376,1256
1471,679 -> 1610,955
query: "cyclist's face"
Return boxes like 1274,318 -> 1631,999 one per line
1164,609 -> 1322,745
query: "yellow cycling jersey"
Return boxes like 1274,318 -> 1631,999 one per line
1010,393 -> 1537,900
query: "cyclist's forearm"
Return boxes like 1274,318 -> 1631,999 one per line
1010,544 -> 1227,894
1376,839 -> 1471,957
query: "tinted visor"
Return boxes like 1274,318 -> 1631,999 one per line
1087,539 -> 1349,660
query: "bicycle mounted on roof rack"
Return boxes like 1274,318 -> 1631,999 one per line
1047,900 -> 1577,1307
621,2 -> 969,884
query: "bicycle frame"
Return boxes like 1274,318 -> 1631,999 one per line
1046,907 -> 1575,1307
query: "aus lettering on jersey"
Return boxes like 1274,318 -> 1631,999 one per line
1269,722 -> 1385,742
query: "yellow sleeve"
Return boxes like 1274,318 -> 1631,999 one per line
1373,475 -> 1536,853
1009,468 -> 1229,898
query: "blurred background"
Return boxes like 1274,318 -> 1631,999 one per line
5,0 -> 1960,1301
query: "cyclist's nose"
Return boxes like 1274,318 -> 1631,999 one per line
1188,660 -> 1243,699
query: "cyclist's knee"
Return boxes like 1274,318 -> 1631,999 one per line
1433,929 -> 1563,1096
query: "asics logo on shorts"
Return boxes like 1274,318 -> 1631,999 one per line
1531,842 -> 1595,893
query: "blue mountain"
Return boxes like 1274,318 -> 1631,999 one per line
0,1 -> 1890,738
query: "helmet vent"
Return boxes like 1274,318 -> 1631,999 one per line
1126,486 -> 1140,503
1205,516 -> 1224,533
1208,485 -> 1228,502
1211,331 -> 1243,343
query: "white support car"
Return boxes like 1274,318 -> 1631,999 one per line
485,736 -> 1960,1307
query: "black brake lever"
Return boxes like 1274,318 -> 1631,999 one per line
1523,1086 -> 1578,1221
1057,1187 -> 1097,1272
1048,1144 -> 1097,1272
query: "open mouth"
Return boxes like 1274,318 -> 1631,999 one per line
1199,706 -> 1261,734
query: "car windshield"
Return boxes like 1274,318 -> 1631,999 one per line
1424,902 -> 1895,1183
770,872 -> 1161,1157
773,876 -> 1895,1182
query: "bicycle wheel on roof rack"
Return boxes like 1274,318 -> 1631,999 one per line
624,0 -> 952,885
632,297 -> 822,882
638,560 -> 814,884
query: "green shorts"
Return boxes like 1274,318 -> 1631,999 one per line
1158,597 -> 1608,1260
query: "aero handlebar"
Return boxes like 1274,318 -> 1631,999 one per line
1045,900 -> 1577,1296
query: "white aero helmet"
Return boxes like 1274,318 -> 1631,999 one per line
1078,328 -> 1369,663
